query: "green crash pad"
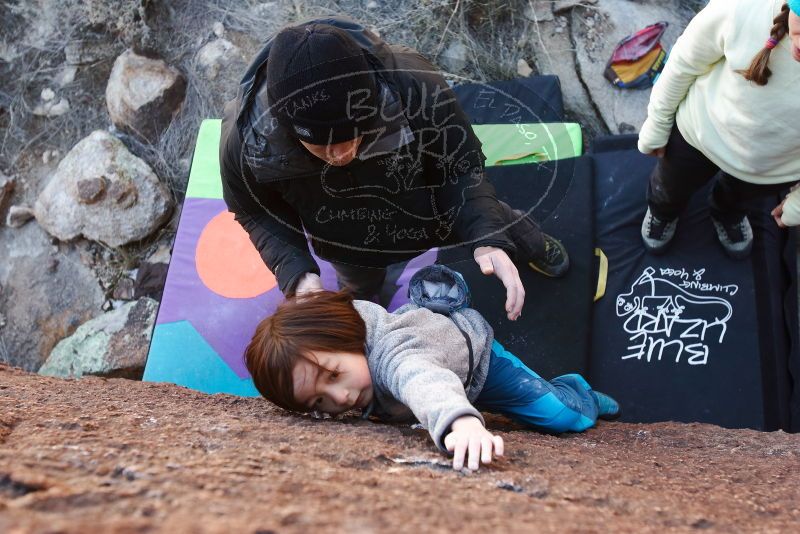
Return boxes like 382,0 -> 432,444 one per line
472,122 -> 583,166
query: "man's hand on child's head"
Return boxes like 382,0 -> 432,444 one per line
444,415 -> 504,471
295,272 -> 324,296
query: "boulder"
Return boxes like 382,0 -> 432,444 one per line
517,58 -> 534,77
6,206 -> 35,228
54,64 -> 78,87
439,40 -> 469,73
38,297 -> 158,379
571,0 -> 694,133
0,223 -> 105,372
32,97 -> 70,117
112,276 -> 136,300
195,38 -> 242,80
528,14 -> 608,137
34,130 -> 173,247
212,21 -> 225,38
105,49 -> 186,142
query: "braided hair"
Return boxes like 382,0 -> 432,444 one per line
738,3 -> 791,86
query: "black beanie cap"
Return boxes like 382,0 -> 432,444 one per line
266,24 -> 380,145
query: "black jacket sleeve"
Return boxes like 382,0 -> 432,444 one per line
411,67 -> 517,258
219,102 -> 320,295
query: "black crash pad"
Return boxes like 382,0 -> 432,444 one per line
437,156 -> 595,379
589,135 -> 798,431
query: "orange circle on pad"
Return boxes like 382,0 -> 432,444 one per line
196,210 -> 277,298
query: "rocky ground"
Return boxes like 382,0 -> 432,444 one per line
1,364 -> 799,533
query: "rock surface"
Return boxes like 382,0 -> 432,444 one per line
554,0 -> 598,15
31,97 -> 70,118
105,49 -> 187,142
34,130 -> 172,247
38,298 -> 158,380
528,11 -> 608,138
0,365 -> 798,532
0,224 -> 104,372
528,0 -> 694,136
195,38 -> 243,80
516,58 -> 534,77
65,38 -> 113,66
440,40 -> 469,73
571,0 -> 693,133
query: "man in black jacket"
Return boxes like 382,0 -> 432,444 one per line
220,17 -> 568,321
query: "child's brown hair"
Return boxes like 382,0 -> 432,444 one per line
738,3 -> 790,86
244,290 -> 367,412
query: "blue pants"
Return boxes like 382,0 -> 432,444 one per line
475,341 -> 599,433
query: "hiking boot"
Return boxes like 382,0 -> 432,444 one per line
641,207 -> 677,255
591,391 -> 622,421
712,215 -> 753,260
528,233 -> 570,278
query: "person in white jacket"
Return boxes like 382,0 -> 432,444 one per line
638,0 -> 800,259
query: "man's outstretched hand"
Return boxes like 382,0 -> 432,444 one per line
473,246 -> 524,321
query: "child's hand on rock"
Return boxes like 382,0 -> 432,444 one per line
444,415 -> 504,471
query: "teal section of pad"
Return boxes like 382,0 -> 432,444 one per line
144,321 -> 260,397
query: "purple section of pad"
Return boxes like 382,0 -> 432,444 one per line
156,198 -> 339,378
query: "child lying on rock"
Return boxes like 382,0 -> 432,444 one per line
244,266 -> 619,471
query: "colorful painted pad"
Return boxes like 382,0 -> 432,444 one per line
145,117 -> 583,396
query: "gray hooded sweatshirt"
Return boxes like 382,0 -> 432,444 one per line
353,300 -> 494,451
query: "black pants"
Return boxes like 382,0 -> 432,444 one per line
330,200 -> 545,301
648,126 -> 793,224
